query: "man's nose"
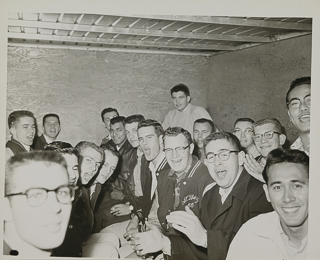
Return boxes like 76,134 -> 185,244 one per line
46,191 -> 62,213
283,187 -> 296,203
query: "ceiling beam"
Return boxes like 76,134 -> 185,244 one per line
119,15 -> 312,31
8,19 -> 270,43
8,32 -> 236,51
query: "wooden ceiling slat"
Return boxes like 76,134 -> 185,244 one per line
8,32 -> 235,51
57,13 -> 64,23
8,19 -> 270,43
161,21 -> 177,30
110,17 -> 122,27
128,18 -> 141,28
176,23 -> 194,32
118,15 -> 312,31
93,15 -> 104,25
75,14 -> 84,24
38,13 -> 42,21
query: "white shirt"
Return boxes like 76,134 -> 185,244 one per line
149,152 -> 166,200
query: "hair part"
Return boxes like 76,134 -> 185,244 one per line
5,151 -> 68,195
170,83 -> 190,97
124,114 -> 145,125
164,127 -> 193,146
203,131 -> 242,154
43,113 -> 60,126
8,110 -> 35,129
262,148 -> 309,184
253,118 -> 284,134
138,119 -> 164,137
286,76 -> 311,107
100,107 -> 119,122
194,118 -> 216,132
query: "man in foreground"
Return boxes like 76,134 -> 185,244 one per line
227,148 -> 309,259
4,151 -> 73,257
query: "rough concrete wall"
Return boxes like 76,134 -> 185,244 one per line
207,35 -> 312,143
7,48 -> 208,146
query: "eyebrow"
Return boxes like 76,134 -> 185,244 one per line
288,94 -> 311,102
269,179 -> 307,186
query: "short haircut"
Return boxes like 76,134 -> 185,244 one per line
101,107 -> 119,122
204,131 -> 242,154
138,119 -> 164,137
164,127 -> 193,146
8,110 -> 35,129
286,76 -> 311,108
43,113 -> 60,126
5,151 -> 67,195
170,83 -> 190,96
124,114 -> 145,125
110,116 -> 126,127
194,118 -> 216,132
234,118 -> 254,128
100,143 -> 120,158
75,141 -> 104,159
44,141 -> 73,151
253,118 -> 284,134
262,148 -> 309,184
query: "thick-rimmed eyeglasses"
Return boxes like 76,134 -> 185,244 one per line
6,185 -> 77,207
164,145 -> 190,157
287,95 -> 311,110
206,150 -> 239,163
253,131 -> 281,143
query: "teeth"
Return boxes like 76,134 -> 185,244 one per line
282,207 -> 299,213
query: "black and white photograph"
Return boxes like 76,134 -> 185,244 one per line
1,1 -> 320,259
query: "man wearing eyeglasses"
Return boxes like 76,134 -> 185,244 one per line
129,127 -> 213,258
232,118 -> 260,159
164,132 -> 273,260
4,151 -> 74,257
286,76 -> 311,155
244,118 -> 286,183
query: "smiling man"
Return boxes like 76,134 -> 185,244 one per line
162,84 -> 213,137
6,110 -> 36,161
286,77 -> 311,155
100,107 -> 119,145
33,113 -> 61,150
4,151 -> 73,257
227,148 -> 309,259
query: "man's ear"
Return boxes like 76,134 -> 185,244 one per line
263,184 -> 271,203
237,150 -> 245,166
189,143 -> 194,155
158,135 -> 164,148
279,134 -> 286,146
187,96 -> 191,103
9,126 -> 16,137
3,198 -> 13,221
288,110 -> 293,123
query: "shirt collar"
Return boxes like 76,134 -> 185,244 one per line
219,167 -> 242,196
177,103 -> 191,113
149,151 -> 166,173
43,133 -> 55,144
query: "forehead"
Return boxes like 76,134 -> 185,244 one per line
288,84 -> 311,100
235,121 -> 253,129
125,122 -> 139,131
104,150 -> 119,165
254,122 -> 277,134
11,161 -> 68,192
267,162 -> 308,184
111,121 -> 125,129
62,154 -> 78,166
206,139 -> 236,152
164,133 -> 188,147
138,125 -> 156,136
44,116 -> 59,124
172,91 -> 187,98
81,147 -> 102,162
194,122 -> 212,131
103,111 -> 118,119
16,116 -> 35,126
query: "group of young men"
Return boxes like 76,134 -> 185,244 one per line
4,77 -> 311,259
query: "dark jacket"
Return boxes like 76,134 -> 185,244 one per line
32,134 -> 48,150
157,156 -> 214,235
6,138 -> 30,155
169,168 -> 274,260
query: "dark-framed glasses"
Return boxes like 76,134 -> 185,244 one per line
253,131 -> 281,143
287,94 -> 311,110
164,145 -> 190,157
206,150 -> 239,163
6,185 -> 77,207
